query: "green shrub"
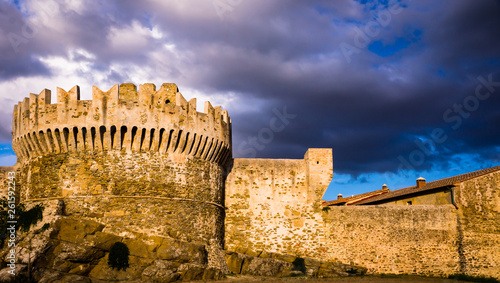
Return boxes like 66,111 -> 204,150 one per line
0,199 -> 45,247
41,223 -> 50,232
108,242 -> 130,271
18,203 -> 44,232
322,206 -> 331,212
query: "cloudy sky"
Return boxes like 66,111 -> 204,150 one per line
0,0 -> 499,200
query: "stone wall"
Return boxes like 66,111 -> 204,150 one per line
225,149 -> 500,280
455,170 -> 500,279
10,82 -> 232,273
322,205 -> 459,276
12,83 -> 231,165
0,166 -> 14,198
225,148 -> 333,257
18,150 -> 225,246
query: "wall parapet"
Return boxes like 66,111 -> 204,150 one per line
12,83 -> 232,165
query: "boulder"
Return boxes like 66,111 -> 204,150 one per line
53,218 -> 104,243
156,238 -> 206,265
203,267 -> 225,280
123,238 -> 155,259
52,241 -> 105,270
303,257 -> 321,277
224,251 -> 244,274
88,254 -> 153,281
241,256 -> 294,277
15,233 -> 52,264
85,231 -> 122,251
271,253 -> 297,263
0,264 -> 27,282
36,269 -> 92,283
141,259 -> 181,282
178,263 -> 205,281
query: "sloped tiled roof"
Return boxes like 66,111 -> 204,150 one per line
323,188 -> 390,206
356,165 -> 500,205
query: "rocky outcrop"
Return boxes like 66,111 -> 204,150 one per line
0,217 -> 225,282
224,249 -> 367,278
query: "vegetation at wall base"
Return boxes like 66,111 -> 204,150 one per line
0,198 -> 45,247
448,274 -> 499,283
41,223 -> 50,232
108,242 -> 130,271
17,203 -> 44,232
376,273 -> 499,282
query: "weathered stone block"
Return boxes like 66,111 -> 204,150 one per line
85,231 -> 123,251
224,251 -> 245,274
142,260 -> 181,282
241,255 -> 294,277
53,218 -> 105,243
178,263 -> 205,281
156,238 -> 207,265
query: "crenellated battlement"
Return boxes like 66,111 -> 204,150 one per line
12,83 -> 232,164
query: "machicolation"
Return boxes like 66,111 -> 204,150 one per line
12,83 -> 231,251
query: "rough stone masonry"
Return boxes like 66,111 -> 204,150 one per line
1,82 -> 499,281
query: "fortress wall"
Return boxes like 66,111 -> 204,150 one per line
0,166 -> 15,199
18,150 -> 226,245
225,148 -> 333,257
456,171 -> 500,279
225,154 -> 462,277
12,83 -> 231,164
11,83 -> 232,252
225,156 -> 500,279
322,205 -> 460,276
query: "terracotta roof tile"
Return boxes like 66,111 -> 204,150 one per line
323,188 -> 390,206
356,165 -> 500,205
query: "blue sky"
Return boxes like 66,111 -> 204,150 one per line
0,0 -> 499,200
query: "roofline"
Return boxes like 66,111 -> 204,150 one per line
357,164 -> 500,205
359,185 -> 455,205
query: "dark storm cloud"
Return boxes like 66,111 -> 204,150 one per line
181,0 -> 500,175
0,2 -> 50,80
1,0 -> 499,175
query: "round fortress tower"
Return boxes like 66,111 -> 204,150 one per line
12,83 -> 232,247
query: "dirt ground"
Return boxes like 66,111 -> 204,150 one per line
199,275 -> 475,283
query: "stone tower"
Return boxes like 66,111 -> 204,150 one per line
12,83 -> 232,250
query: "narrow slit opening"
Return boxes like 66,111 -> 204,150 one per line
99,126 -> 106,150
149,129 -> 155,151
82,127 -> 87,149
198,137 -> 208,157
110,126 -> 117,149
120,126 -> 127,150
38,131 -> 46,152
73,127 -> 78,150
63,128 -> 70,150
47,129 -> 55,151
182,133 -> 190,153
166,130 -> 174,152
203,138 -> 214,159
55,129 -> 63,151
140,128 -> 146,151
174,130 -> 182,152
193,135 -> 203,156
188,133 -> 197,155
25,134 -> 33,152
91,127 -> 96,150
131,127 -> 138,150
158,128 -> 165,151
